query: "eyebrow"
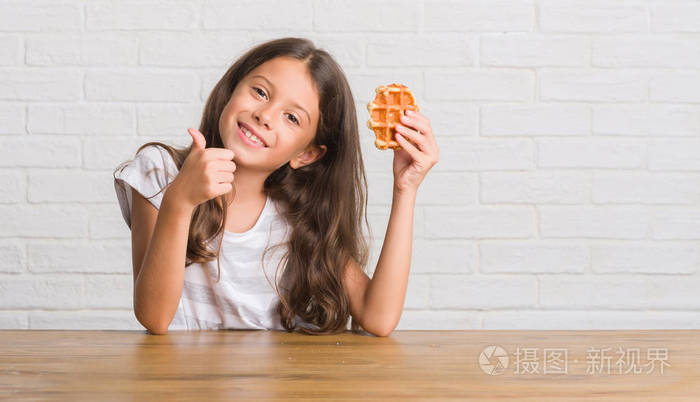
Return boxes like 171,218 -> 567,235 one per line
250,74 -> 311,124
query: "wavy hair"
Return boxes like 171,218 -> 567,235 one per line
113,37 -> 371,335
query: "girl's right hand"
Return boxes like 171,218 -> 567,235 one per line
169,128 -> 236,209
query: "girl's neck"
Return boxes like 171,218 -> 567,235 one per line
227,165 -> 268,207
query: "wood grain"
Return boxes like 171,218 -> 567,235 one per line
1,329 -> 698,401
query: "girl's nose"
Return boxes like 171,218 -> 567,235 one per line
253,108 -> 272,129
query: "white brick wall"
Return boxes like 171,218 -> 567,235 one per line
1,0 -> 699,331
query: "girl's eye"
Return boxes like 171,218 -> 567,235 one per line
253,87 -> 267,99
287,114 -> 299,125
253,87 -> 300,126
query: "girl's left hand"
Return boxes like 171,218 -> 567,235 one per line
392,110 -> 439,195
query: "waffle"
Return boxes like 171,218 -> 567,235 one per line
366,83 -> 420,150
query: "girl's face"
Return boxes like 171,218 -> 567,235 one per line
219,56 -> 325,172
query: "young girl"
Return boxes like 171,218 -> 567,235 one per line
113,37 -> 438,337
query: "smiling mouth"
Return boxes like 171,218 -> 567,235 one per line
237,122 -> 268,148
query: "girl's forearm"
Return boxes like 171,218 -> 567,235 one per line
362,188 -> 417,334
133,188 -> 194,335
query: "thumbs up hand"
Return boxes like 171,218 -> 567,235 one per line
167,128 -> 237,209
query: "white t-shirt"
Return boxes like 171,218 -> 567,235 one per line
114,144 -> 316,331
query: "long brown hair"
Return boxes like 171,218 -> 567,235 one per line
114,37 -> 371,335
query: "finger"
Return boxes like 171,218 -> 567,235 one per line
212,160 -> 236,172
215,171 -> 234,184
405,109 -> 427,121
400,113 -> 430,135
402,109 -> 430,127
395,133 -> 423,162
208,147 -> 235,161
400,112 -> 435,145
395,123 -> 428,152
188,128 -> 206,149
217,182 -> 233,194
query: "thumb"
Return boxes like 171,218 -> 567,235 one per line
188,128 -> 206,150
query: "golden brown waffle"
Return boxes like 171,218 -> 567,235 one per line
366,83 -> 420,150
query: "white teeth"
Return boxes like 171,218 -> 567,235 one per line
240,124 -> 264,146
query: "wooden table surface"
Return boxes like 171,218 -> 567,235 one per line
1,329 -> 698,401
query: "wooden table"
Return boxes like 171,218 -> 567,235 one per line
1,329 -> 698,401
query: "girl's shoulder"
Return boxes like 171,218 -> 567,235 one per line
114,144 -> 179,221
133,144 -> 180,176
